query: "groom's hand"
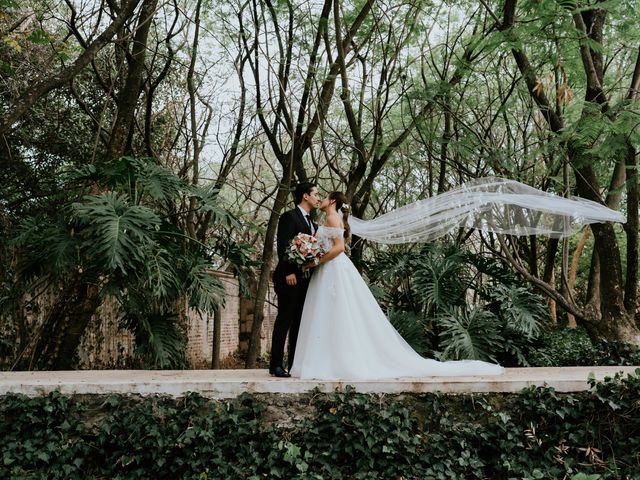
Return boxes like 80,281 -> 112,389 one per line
285,273 -> 297,286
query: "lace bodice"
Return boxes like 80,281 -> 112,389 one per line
316,225 -> 344,251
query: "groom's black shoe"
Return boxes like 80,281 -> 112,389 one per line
270,366 -> 291,378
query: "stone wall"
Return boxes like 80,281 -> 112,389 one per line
77,271 -> 277,369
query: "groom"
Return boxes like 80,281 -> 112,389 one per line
269,182 -> 321,377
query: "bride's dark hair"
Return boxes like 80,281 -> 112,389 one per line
328,191 -> 351,240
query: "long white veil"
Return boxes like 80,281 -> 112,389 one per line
349,177 -> 625,244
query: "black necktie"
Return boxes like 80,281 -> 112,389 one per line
305,214 -> 313,233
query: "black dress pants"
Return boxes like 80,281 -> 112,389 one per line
270,279 -> 309,370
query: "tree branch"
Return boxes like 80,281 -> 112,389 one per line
0,0 -> 143,136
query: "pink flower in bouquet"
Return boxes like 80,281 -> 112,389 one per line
286,233 -> 325,277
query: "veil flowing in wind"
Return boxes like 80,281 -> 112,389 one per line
349,177 -> 626,244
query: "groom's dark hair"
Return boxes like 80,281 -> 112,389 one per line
293,182 -> 316,204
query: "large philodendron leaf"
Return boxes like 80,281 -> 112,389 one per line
73,192 -> 161,273
122,311 -> 186,369
437,306 -> 503,362
11,215 -> 80,279
143,247 -> 181,301
413,255 -> 468,311
133,157 -> 187,202
186,257 -> 226,315
488,284 -> 545,339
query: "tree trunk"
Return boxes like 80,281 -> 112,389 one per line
107,0 -> 159,160
19,280 -> 102,370
624,144 -> 639,314
567,227 -> 591,328
499,0 -> 640,343
212,308 -> 221,369
245,179 -> 292,367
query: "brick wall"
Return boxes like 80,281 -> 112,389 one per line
76,271 -> 277,369
77,298 -> 135,369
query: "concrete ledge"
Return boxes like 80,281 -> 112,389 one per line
0,367 -> 638,399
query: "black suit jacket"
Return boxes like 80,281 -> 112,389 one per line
273,207 -> 317,286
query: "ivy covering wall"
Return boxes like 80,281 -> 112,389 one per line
1,371 -> 639,479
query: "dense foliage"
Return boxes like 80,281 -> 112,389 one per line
368,242 -> 640,368
369,242 -> 548,366
528,328 -> 640,367
1,156 -> 238,370
1,371 -> 639,479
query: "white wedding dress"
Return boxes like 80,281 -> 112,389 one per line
290,226 -> 505,380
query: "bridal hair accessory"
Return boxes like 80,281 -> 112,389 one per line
341,204 -> 350,211
349,177 -> 625,244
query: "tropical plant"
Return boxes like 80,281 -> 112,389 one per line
369,241 -> 548,365
436,306 -> 503,362
4,156 -> 236,369
386,309 -> 430,356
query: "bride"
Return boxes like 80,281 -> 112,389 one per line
289,180 -> 625,380
289,191 -> 504,380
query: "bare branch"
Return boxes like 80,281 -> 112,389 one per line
0,0 -> 143,136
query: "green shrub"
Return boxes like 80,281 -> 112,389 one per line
594,339 -> 640,366
1,371 -> 640,478
526,328 -> 640,367
528,327 -> 599,366
368,243 -> 548,366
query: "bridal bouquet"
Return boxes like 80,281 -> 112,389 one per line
287,233 -> 324,277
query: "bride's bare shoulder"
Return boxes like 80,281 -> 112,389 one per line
324,213 -> 344,229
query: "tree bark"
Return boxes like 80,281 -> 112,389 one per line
245,180 -> 291,367
624,144 -> 638,314
499,0 -> 639,343
106,0 -> 159,160
623,46 -> 640,315
212,308 -> 221,369
18,277 -> 102,370
567,227 -> 591,328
